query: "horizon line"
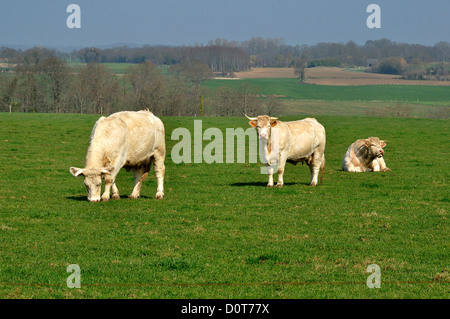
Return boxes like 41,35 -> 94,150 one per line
1,38 -> 449,53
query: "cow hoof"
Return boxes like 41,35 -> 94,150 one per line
382,168 -> 391,172
129,195 -> 140,199
155,192 -> 164,199
100,196 -> 110,202
112,194 -> 120,200
267,184 -> 274,188
309,182 -> 317,187
275,183 -> 284,188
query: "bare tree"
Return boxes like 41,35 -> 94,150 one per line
15,62 -> 45,112
236,83 -> 263,116
68,75 -> 89,114
170,61 -> 213,86
170,61 -> 213,115
294,58 -> 306,82
214,86 -> 237,116
68,63 -> 120,114
0,75 -> 18,112
264,97 -> 283,116
125,61 -> 168,115
162,77 -> 199,116
40,57 -> 69,113
213,83 -> 263,116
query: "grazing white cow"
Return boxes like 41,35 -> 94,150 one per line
342,137 -> 390,172
246,115 -> 326,187
70,110 -> 165,202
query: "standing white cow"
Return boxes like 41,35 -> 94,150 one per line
70,110 -> 165,202
246,115 -> 326,187
341,137 -> 390,172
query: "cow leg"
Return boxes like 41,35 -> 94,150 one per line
308,155 -> 323,186
111,183 -> 120,200
266,165 -> 274,187
347,165 -> 364,172
101,175 -> 115,202
344,161 -> 364,172
129,166 -> 149,199
275,166 -> 284,187
376,157 -> 390,172
371,159 -> 381,172
153,153 -> 165,199
101,164 -> 122,201
275,154 -> 287,187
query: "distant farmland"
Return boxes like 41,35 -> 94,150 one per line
232,67 -> 450,86
67,62 -> 136,74
203,78 -> 450,102
205,67 -> 450,119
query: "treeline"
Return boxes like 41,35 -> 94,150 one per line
248,37 -> 449,67
0,56 -> 279,116
72,38 -> 450,67
1,38 -> 448,71
369,56 -> 450,80
1,38 -> 449,115
66,45 -> 250,75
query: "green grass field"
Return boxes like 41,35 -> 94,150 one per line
0,113 -> 448,298
66,61 -> 169,75
203,78 -> 450,102
203,77 -> 449,119
66,62 -> 136,74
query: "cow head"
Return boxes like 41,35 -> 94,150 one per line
70,167 -> 113,202
246,114 -> 278,140
364,137 -> 386,158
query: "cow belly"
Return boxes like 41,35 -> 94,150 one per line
125,128 -> 157,163
287,143 -> 314,162
287,155 -> 310,164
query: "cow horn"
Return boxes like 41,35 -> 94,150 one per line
245,114 -> 257,121
270,117 -> 279,120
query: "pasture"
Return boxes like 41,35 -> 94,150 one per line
67,62 -> 136,74
203,78 -> 450,102
203,77 -> 450,119
233,67 -> 450,86
0,113 -> 448,298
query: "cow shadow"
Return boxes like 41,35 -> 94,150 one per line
230,182 -> 299,187
66,195 -> 87,201
66,195 -> 152,201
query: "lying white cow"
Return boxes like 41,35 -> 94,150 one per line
70,110 -> 165,202
342,137 -> 390,172
246,115 -> 326,187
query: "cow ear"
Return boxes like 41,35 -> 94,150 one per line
364,139 -> 370,147
100,166 -> 114,175
270,120 -> 278,127
380,141 -> 386,148
249,120 -> 257,128
70,167 -> 84,177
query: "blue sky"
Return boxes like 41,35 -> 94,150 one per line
0,0 -> 449,49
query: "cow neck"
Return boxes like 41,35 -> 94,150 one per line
259,135 -> 272,164
85,136 -> 106,169
360,145 -> 376,166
